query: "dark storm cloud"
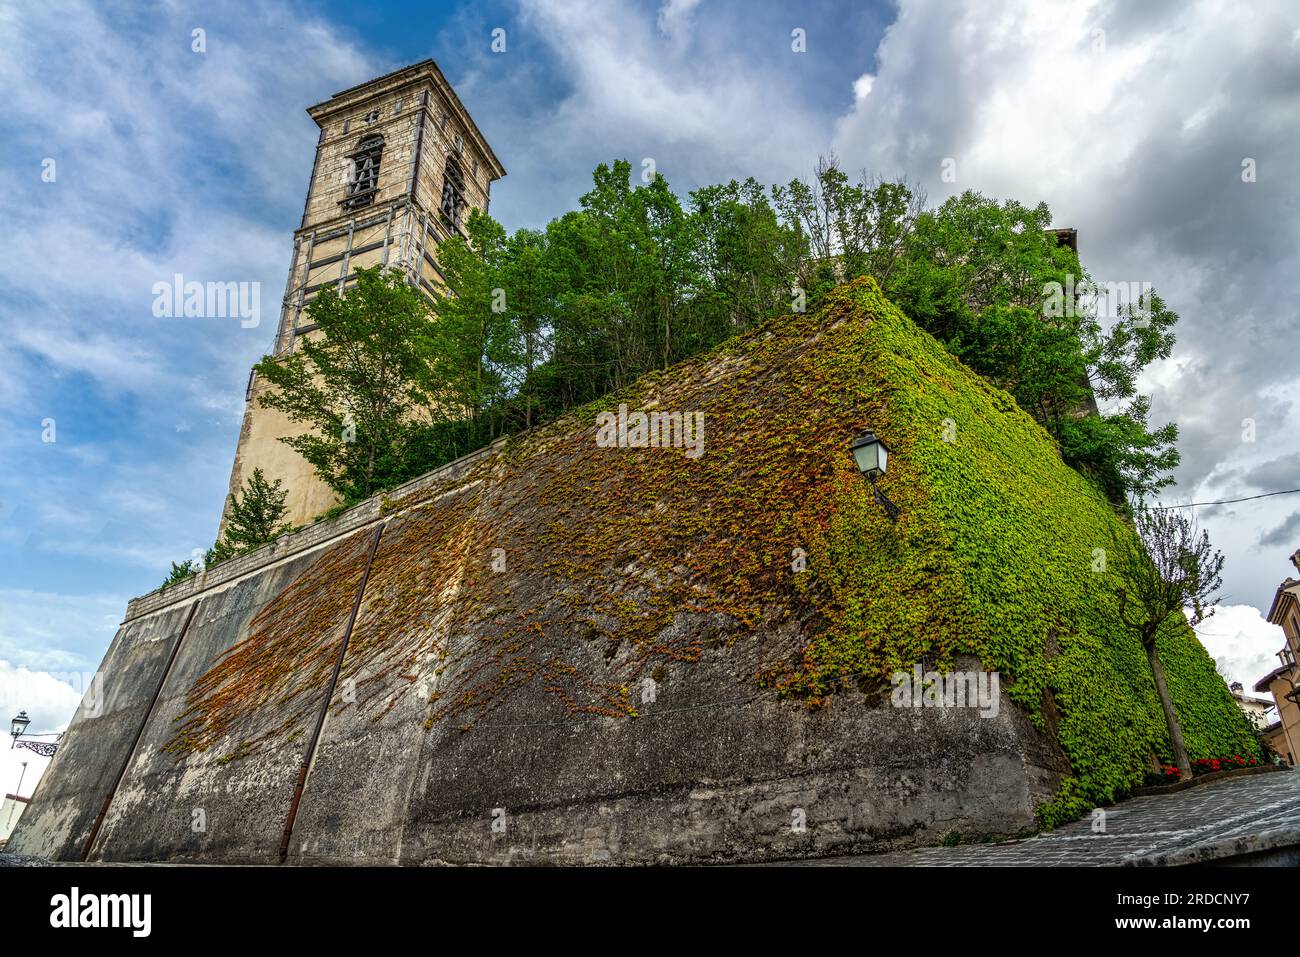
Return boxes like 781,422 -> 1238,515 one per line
1260,511 -> 1300,548
832,0 -> 1300,613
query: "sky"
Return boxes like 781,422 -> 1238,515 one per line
1,0 -> 1298,796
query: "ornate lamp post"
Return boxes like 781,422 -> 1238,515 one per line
9,710 -> 60,757
850,430 -> 901,523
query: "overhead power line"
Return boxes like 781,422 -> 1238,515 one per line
1151,488 -> 1300,509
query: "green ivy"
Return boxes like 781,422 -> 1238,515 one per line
786,278 -> 1259,825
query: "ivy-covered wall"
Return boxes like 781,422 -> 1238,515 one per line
770,278 -> 1261,825
150,275 -> 1258,844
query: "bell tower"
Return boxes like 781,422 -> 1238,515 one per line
222,61 -> 506,532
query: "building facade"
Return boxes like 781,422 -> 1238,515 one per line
1229,681 -> 1275,731
222,61 -> 505,532
0,793 -> 29,847
1254,549 -> 1300,764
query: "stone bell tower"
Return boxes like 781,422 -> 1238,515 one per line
221,61 -> 506,533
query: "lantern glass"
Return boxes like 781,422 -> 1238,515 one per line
850,432 -> 888,479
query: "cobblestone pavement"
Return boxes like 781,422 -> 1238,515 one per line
0,852 -> 46,866
799,769 -> 1300,866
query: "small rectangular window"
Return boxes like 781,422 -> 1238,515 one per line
440,156 -> 465,228
342,134 -> 384,210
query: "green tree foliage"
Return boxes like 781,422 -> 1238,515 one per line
160,559 -> 199,592
162,469 -> 296,586
771,157 -> 924,297
248,156 -> 1185,515
531,161 -> 704,410
252,266 -> 439,504
209,467 -> 293,562
884,190 -> 1179,500
691,177 -> 807,335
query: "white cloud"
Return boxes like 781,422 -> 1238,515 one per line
1194,604 -> 1286,695
828,0 -> 1300,612
0,2 -> 374,671
0,660 -> 84,732
0,0 -> 369,408
0,590 -> 126,673
657,0 -> 702,40
0,660 -> 86,803
466,0 -> 831,228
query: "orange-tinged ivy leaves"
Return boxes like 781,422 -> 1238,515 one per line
167,277 -> 1259,828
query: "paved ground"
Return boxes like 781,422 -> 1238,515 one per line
799,769 -> 1300,866
4,769 -> 1296,867
0,852 -> 45,866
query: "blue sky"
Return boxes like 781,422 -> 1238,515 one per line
3,0 -> 1300,789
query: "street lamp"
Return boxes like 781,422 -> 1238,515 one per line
850,430 -> 901,522
9,710 -> 30,747
9,710 -> 59,757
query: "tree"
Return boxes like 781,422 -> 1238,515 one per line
252,266 -> 437,505
1112,507 -> 1226,779
244,160 -> 1187,511
427,209 -> 519,440
518,160 -> 709,415
160,559 -> 198,592
771,157 -> 924,295
1069,290 -> 1180,498
212,467 -> 292,560
498,228 -> 559,429
162,469 -> 296,586
689,177 -> 805,334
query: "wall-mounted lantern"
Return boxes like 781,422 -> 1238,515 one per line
9,710 -> 30,746
9,710 -> 59,756
850,430 -> 901,522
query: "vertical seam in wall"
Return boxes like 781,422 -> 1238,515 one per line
279,521 -> 385,863
81,599 -> 201,861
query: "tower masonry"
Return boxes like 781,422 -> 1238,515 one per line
223,60 -> 505,532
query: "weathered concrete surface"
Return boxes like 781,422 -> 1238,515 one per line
7,767 -> 1296,867
391,648 -> 1061,865
5,602 -> 194,861
9,527 -> 376,863
24,279 -> 1248,866
798,769 -> 1300,866
288,457 -> 490,864
281,460 -> 1067,864
87,530 -> 375,863
10,454 -> 1070,866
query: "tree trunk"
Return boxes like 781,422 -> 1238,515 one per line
1146,640 -> 1192,779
